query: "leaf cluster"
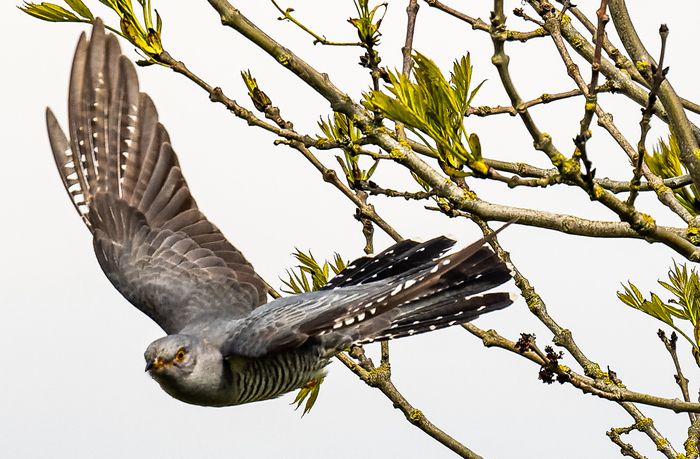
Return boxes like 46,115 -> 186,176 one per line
365,52 -> 487,176
618,261 -> 700,350
281,249 -> 347,294
20,0 -> 164,62
349,0 -> 386,48
645,135 -> 700,215
319,113 -> 378,186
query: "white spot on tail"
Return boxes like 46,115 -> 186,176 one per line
404,279 -> 416,289
429,325 -> 437,331
442,259 -> 451,265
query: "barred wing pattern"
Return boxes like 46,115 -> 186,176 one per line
46,20 -> 267,333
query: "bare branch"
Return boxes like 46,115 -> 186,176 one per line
401,0 -> 419,75
336,350 -> 484,459
658,330 -> 694,423
608,1 -> 700,190
425,0 -> 548,41
627,25 -> 669,207
607,424 -> 648,459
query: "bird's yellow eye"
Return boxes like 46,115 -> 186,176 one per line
174,349 -> 186,363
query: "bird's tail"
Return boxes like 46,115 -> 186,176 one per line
317,229 -> 515,348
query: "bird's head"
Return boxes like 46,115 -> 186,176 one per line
144,335 -> 199,379
144,335 -> 229,406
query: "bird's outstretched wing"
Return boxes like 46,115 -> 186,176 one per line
46,20 -> 267,333
223,235 -> 514,358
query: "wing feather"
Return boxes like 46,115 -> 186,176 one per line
46,20 -> 268,333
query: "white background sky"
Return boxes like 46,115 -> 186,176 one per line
2,1 -> 700,458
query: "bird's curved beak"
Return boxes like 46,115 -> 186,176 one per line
145,357 -> 165,372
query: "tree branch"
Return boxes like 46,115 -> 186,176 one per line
607,0 -> 700,191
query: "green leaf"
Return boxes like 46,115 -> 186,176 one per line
618,262 -> 700,351
617,283 -> 676,326
20,2 -> 82,22
64,0 -> 93,19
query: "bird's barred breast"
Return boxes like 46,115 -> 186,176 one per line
229,349 -> 328,405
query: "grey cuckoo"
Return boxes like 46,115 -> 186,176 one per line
45,20 -> 515,407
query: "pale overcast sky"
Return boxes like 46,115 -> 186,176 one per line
2,1 -> 700,458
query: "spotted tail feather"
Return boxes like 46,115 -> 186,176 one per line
315,231 -> 515,350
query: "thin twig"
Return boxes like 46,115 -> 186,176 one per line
467,83 -> 616,117
572,0 -> 608,191
658,330 -> 694,423
359,182 -> 436,200
336,351 -> 483,458
401,0 -> 419,75
627,24 -> 669,207
425,0 -> 548,41
271,0 -> 361,46
607,424 -> 648,459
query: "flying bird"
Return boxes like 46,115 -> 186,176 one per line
45,20 -> 515,407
